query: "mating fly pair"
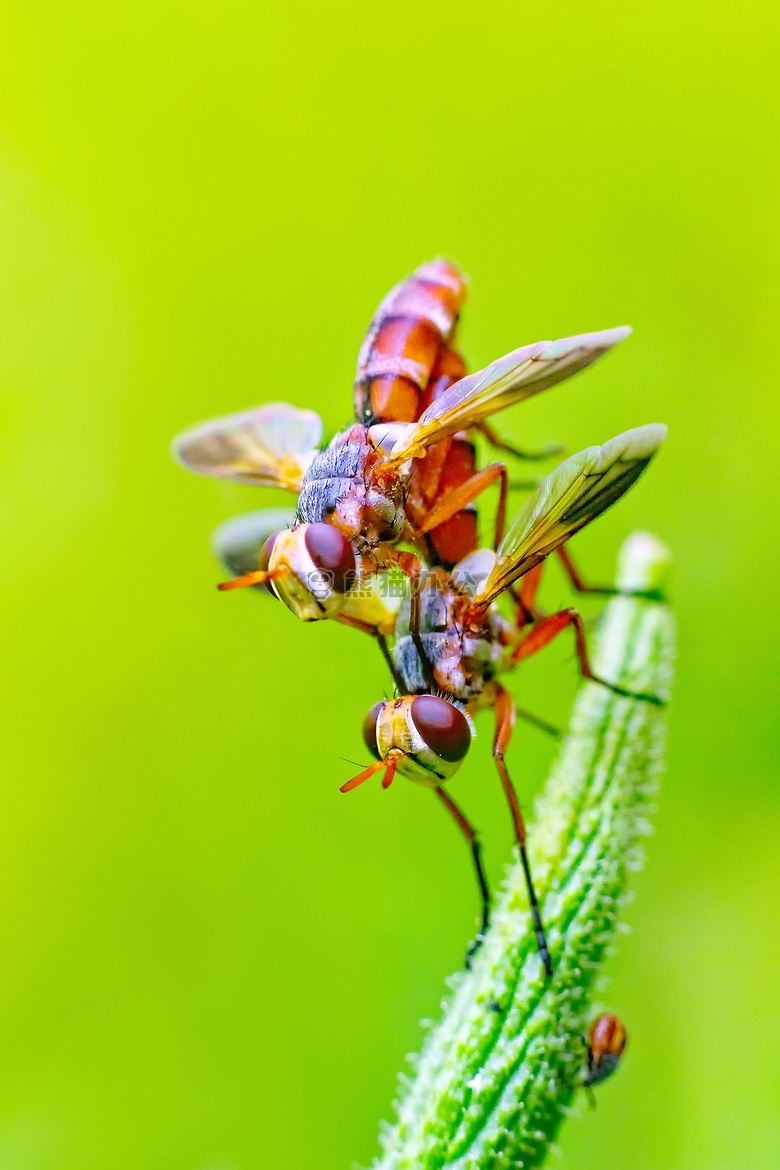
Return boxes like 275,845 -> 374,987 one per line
173,260 -> 666,977
174,261 -> 631,663
348,423 -> 666,973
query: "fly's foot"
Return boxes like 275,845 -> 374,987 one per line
465,931 -> 487,969
592,675 -> 666,707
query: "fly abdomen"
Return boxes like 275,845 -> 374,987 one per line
426,433 -> 479,569
297,426 -> 369,522
297,475 -> 356,524
354,260 -> 467,425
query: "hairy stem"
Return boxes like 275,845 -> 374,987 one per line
374,532 -> 674,1170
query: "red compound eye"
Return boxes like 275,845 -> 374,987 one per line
303,524 -> 356,593
410,696 -> 471,763
362,702 -> 384,759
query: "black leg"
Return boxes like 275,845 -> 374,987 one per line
434,786 -> 491,966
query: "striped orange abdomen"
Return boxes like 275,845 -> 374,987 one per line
354,259 -> 467,424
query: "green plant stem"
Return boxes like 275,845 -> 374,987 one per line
374,532 -> 674,1170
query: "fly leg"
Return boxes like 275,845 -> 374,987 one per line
476,420 -> 562,462
433,786 -> 491,966
508,562 -> 545,628
380,550 -> 437,693
409,566 -> 437,693
502,567 -> 562,738
515,707 -> 562,739
508,478 -> 542,492
334,613 -> 407,696
556,546 -> 665,602
376,632 -> 407,695
582,1036 -> 598,1105
510,607 -> 665,705
418,463 -> 509,549
492,684 -> 553,978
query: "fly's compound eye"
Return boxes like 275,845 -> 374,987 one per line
362,701 -> 384,760
409,695 -> 471,764
303,523 -> 357,594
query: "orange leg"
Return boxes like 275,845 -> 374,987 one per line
420,463 -> 508,549
434,787 -> 491,964
520,562 -> 545,612
511,607 -> 664,705
492,685 -> 553,977
410,435 -> 451,509
501,573 -> 560,735
476,421 -> 562,462
507,561 -> 546,628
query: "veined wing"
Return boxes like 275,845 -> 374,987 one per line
173,402 -> 323,489
383,327 -> 631,467
475,424 -> 667,606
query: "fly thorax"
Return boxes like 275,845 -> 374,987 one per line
360,483 -> 406,542
297,428 -> 369,529
297,425 -> 403,543
393,572 -> 475,696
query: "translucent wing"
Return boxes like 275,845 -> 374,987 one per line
173,402 -> 323,489
384,327 -> 631,467
475,424 -> 667,606
212,508 -> 297,580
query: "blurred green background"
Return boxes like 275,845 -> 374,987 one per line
2,2 -> 779,1167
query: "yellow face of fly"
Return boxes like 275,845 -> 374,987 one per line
373,696 -> 472,787
268,526 -> 398,634
267,527 -> 343,622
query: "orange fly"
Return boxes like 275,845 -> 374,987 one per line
354,260 -> 557,570
173,262 -> 631,672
